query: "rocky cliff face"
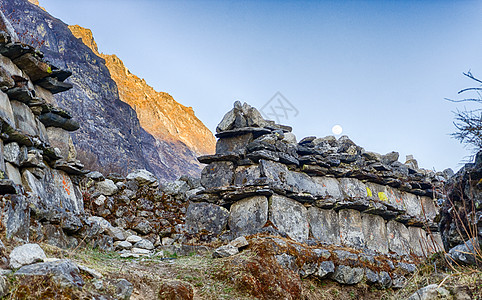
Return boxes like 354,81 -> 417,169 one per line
68,25 -> 215,156
1,0 -> 214,181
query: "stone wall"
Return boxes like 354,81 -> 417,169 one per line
188,101 -> 447,258
0,27 -> 85,245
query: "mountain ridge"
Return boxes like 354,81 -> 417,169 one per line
68,24 -> 215,155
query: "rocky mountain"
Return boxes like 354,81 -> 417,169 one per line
68,25 -> 215,156
1,0 -> 215,181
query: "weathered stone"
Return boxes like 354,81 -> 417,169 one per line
307,207 -> 340,244
229,236 -> 249,248
339,209 -> 364,248
315,260 -> 335,279
96,179 -> 118,196
9,243 -> 46,269
163,180 -> 189,195
200,161 -> 234,189
134,239 -> 154,250
407,284 -> 453,300
5,162 -> 21,185
114,241 -> 132,250
61,212 -> 83,233
216,133 -> 253,155
132,218 -> 153,235
185,202 -> 229,235
419,196 -> 438,221
402,192 -> 422,217
0,65 -> 14,90
0,91 -> 14,127
261,159 -> 321,196
339,178 -> 367,199
448,239 -> 479,265
1,194 -> 30,239
213,244 -> 239,258
126,169 -> 157,186
45,127 -> 70,158
362,213 -> 388,254
312,177 -> 344,201
15,259 -> 83,287
387,220 -> 410,256
35,76 -> 73,94
0,275 -> 7,298
332,265 -> 364,285
11,100 -> 38,136
269,194 -> 309,241
158,280 -> 194,300
233,165 -> 263,187
115,279 -> 133,300
12,53 -> 51,82
228,196 -> 268,236
126,235 -> 143,243
408,226 -> 428,257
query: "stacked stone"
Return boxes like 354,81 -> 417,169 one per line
0,28 -> 86,244
82,169 -> 204,255
191,102 -> 445,258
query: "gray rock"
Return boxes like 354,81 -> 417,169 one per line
275,253 -> 298,272
228,196 -> 268,236
216,133 -> 253,155
0,275 -> 7,298
387,220 -> 410,256
269,194 -> 309,242
315,260 -> 335,279
365,268 -> 379,284
339,209 -> 364,249
332,265 -> 364,285
379,271 -> 392,288
449,239 -> 479,265
213,244 -> 239,258
163,180 -> 189,195
185,202 -> 229,235
362,213 -> 388,254
126,235 -> 142,243
132,218 -> 153,235
126,169 -> 157,186
96,179 -> 118,196
114,241 -> 133,250
216,103 -> 237,133
4,142 -> 21,166
86,171 -> 104,181
9,243 -> 46,269
408,227 -> 428,257
407,284 -> 453,300
200,161 -> 234,189
300,262 -> 318,278
382,151 -> 399,164
115,279 -> 133,300
308,207 -> 340,244
15,259 -> 84,287
134,239 -> 154,250
229,236 -> 249,248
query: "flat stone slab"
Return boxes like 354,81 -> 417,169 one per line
269,194 -> 308,242
228,195 -> 268,236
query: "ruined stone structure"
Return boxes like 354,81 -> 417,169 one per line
189,101 -> 447,258
0,26 -> 85,244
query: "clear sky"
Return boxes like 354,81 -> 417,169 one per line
39,0 -> 482,172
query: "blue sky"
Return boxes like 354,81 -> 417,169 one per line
39,0 -> 482,172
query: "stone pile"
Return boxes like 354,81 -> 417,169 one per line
82,169 -> 203,257
188,101 -> 447,259
0,27 -> 88,248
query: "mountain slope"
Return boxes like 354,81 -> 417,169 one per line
68,25 -> 215,156
2,0 -> 212,180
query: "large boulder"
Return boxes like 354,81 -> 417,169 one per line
9,243 -> 46,269
228,196 -> 268,236
14,259 -> 84,287
185,202 -> 229,235
269,194 -> 309,242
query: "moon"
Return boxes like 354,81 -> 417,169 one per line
332,125 -> 343,135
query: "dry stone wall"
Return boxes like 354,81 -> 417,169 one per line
0,27 -> 86,245
190,101 -> 447,258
